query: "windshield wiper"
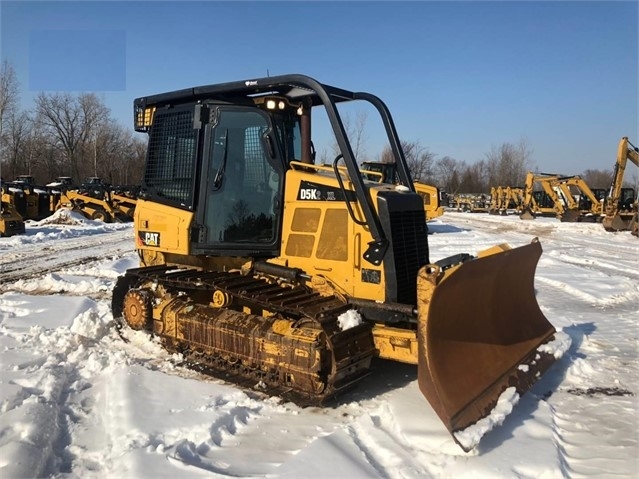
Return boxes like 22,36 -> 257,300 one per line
213,129 -> 229,189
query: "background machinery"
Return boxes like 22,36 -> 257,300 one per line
519,172 -> 577,221
0,180 -> 25,237
555,175 -> 605,222
111,74 -> 561,451
6,175 -> 53,221
489,186 -> 525,215
449,193 -> 490,213
603,137 -> 638,235
47,176 -> 135,223
360,161 -> 446,220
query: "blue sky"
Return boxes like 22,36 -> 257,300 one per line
1,1 -> 637,174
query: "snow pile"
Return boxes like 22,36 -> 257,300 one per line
453,387 -> 520,451
539,329 -> 572,359
337,309 -> 363,330
10,273 -> 113,295
32,208 -> 87,226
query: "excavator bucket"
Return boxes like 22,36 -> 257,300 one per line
519,208 -> 535,220
560,209 -> 581,223
602,213 -> 632,232
416,239 -> 558,451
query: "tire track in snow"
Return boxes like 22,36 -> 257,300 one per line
550,393 -> 637,478
0,229 -> 133,286
0,306 -> 115,477
345,406 -> 431,479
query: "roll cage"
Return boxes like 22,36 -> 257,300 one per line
134,74 -> 417,265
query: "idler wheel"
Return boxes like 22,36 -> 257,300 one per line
122,288 -> 153,330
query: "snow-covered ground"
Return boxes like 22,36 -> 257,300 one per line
0,210 -> 637,478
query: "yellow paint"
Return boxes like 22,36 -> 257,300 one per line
371,324 -> 418,364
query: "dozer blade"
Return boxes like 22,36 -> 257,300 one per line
416,239 -> 559,451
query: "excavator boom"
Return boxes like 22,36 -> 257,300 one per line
603,137 -> 638,233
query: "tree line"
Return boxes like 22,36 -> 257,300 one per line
377,136 -> 620,194
0,61 -> 145,187
1,60 -> 619,193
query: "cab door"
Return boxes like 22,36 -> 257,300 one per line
196,107 -> 284,256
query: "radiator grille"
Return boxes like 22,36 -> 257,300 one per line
388,209 -> 429,304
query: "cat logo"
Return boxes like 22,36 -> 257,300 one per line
300,188 -> 321,200
139,231 -> 160,247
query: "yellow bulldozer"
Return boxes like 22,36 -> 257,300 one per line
111,74 -> 564,451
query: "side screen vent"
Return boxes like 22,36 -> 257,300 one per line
377,192 -> 429,305
144,108 -> 197,208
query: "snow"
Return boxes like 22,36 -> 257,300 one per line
337,309 -> 363,330
1,211 -> 637,478
454,387 -> 520,453
454,329 -> 573,452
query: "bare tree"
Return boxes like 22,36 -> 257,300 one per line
406,142 -> 436,184
331,110 -> 369,162
580,169 -> 613,188
35,92 -> 110,181
350,110 -> 368,162
0,60 -> 20,173
435,156 -> 466,193
91,120 -> 140,184
379,140 -> 437,184
4,110 -> 32,178
485,137 -> 534,186
459,160 -> 490,193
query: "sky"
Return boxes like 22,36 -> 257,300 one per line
1,1 -> 637,175
0,209 -> 637,477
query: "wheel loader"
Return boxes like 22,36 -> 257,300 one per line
111,74 -> 563,451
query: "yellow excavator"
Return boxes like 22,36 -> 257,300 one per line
603,137 -> 638,235
488,186 -> 502,214
489,186 -> 524,215
111,74 -> 563,451
555,176 -> 605,222
360,161 -> 445,220
519,172 -> 579,221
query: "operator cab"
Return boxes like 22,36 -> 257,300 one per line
140,97 -> 304,256
134,74 -> 418,262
